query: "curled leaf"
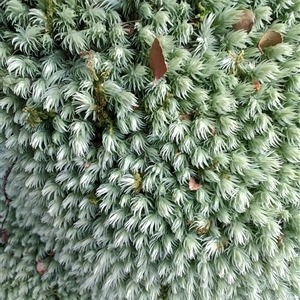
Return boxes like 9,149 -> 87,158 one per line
180,113 -> 192,120
188,220 -> 211,235
258,30 -> 283,54
188,177 -> 202,191
84,163 -> 91,169
132,171 -> 143,193
125,26 -> 135,36
217,240 -> 228,251
47,250 -> 55,257
252,81 -> 261,91
196,224 -> 211,235
211,128 -> 218,135
36,260 -> 48,275
1,229 -> 9,244
149,37 -> 167,82
276,234 -> 284,247
233,9 -> 255,33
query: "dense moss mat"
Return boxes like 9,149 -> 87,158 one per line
0,1 -> 299,299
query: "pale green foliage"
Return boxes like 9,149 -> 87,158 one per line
0,0 -> 300,300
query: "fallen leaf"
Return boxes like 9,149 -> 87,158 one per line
1,230 -> 9,243
216,240 -> 228,250
149,37 -> 167,82
47,250 -> 55,257
252,81 -> 261,91
196,225 -> 210,235
233,9 -> 255,33
211,128 -> 218,135
84,163 -> 91,169
188,177 -> 202,191
175,151 -> 183,156
36,260 -> 48,275
276,234 -> 284,247
258,30 -> 283,54
125,26 -> 135,36
180,113 -> 192,120
188,220 -> 211,235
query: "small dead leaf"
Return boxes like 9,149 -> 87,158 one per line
132,171 -> 143,193
84,163 -> 91,169
211,128 -> 218,135
258,30 -> 283,54
125,26 -> 135,36
233,9 -> 255,33
252,81 -> 261,91
276,234 -> 284,247
188,177 -> 202,191
175,151 -> 183,156
36,260 -> 48,275
196,226 -> 210,235
79,51 -> 90,59
149,37 -> 167,83
189,220 -> 211,235
180,113 -> 192,120
1,230 -> 9,243
47,251 -> 55,257
217,240 -> 228,251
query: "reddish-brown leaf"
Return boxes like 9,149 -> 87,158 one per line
1,229 -> 9,243
180,113 -> 192,120
276,234 -> 284,247
258,30 -> 283,53
233,9 -> 255,33
188,177 -> 202,191
211,128 -> 218,135
125,26 -> 135,36
252,81 -> 261,91
149,38 -> 167,82
36,260 -> 48,275
47,250 -> 55,257
84,163 -> 91,169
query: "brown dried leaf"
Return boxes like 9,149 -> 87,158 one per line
36,260 -> 48,275
233,9 -> 255,33
258,30 -> 283,53
252,81 -> 261,91
84,163 -> 91,169
180,113 -> 192,120
125,26 -> 135,36
175,151 -> 183,156
196,226 -> 210,235
1,229 -> 9,243
188,220 -> 211,235
276,234 -> 284,247
217,240 -> 228,251
188,177 -> 202,191
47,250 -> 55,257
211,127 -> 218,135
149,38 -> 167,82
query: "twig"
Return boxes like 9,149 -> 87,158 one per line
0,158 -> 17,238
